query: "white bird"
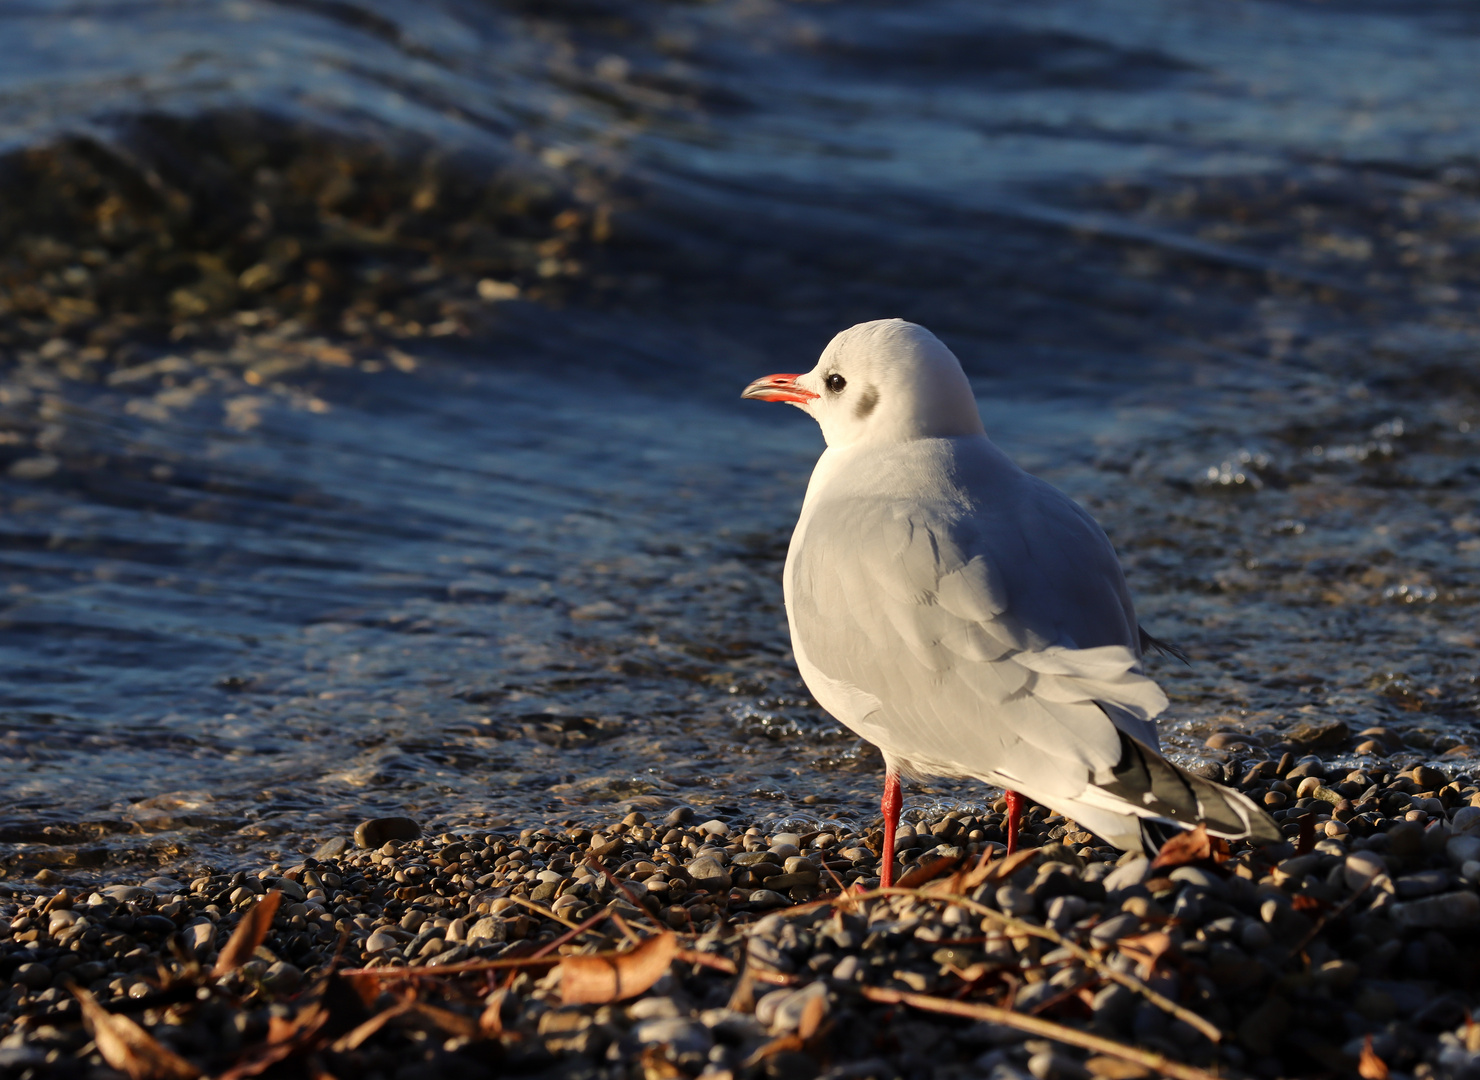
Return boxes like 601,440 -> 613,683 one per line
742,319 -> 1278,886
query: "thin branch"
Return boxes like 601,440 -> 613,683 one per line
856,886 -> 1224,1044
675,948 -> 796,986
861,986 -> 1230,1080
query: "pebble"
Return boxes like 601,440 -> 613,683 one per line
364,931 -> 399,953
353,816 -> 421,848
1391,890 -> 1480,929
8,753 -> 1480,1080
633,1017 -> 712,1056
686,856 -> 731,891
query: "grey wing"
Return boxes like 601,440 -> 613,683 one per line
787,492 -> 1167,801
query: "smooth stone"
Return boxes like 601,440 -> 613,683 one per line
262,962 -> 302,993
47,910 -> 80,934
467,916 -> 507,943
1345,853 -> 1390,891
1387,822 -> 1424,858
1395,870 -> 1452,898
1102,857 -> 1150,893
354,817 -> 421,849
663,807 -> 695,828
1412,765 -> 1448,790
185,922 -> 216,956
1168,866 -> 1224,893
1090,912 -> 1141,943
1451,807 -> 1480,833
1277,854 -> 1321,879
313,836 -> 352,860
832,955 -> 863,982
747,889 -> 790,910
686,857 -> 731,891
101,885 -> 152,903
1240,921 -> 1272,951
1464,861 -> 1480,886
135,914 -> 178,934
270,878 -> 307,902
759,981 -> 830,1034
769,843 -> 801,859
633,1018 -> 712,1056
536,869 -> 564,884
765,871 -> 820,890
1448,835 -> 1480,866
365,931 -> 399,953
428,945 -> 471,966
631,997 -> 682,1020
732,852 -> 781,868
698,819 -> 730,837
771,832 -> 802,848
531,882 -> 559,902
1391,890 -> 1480,930
400,910 -> 429,932
995,885 -> 1035,917
14,963 -> 52,990
142,877 -> 185,894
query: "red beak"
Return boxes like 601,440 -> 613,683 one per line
740,373 -> 819,404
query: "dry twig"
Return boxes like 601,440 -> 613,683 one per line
861,987 -> 1229,1080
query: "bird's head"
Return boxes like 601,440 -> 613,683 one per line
741,319 -> 985,447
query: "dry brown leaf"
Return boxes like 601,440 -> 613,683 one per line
215,1004 -> 329,1080
984,847 -> 1041,883
639,1044 -> 685,1080
212,891 -> 283,976
1359,1036 -> 1391,1080
331,1003 -> 413,1053
1085,1055 -> 1152,1079
479,987 -> 510,1037
797,991 -> 827,1041
71,985 -> 201,1080
742,1035 -> 806,1068
1148,824 -> 1211,872
406,1002 -> 480,1039
560,931 -> 679,1005
897,850 -> 964,889
1116,932 -> 1174,978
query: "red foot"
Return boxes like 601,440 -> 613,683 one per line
1005,790 -> 1024,856
880,769 -> 902,889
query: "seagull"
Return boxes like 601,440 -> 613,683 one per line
742,319 -> 1279,887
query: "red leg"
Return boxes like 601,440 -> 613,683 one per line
879,769 -> 902,889
1005,790 -> 1025,857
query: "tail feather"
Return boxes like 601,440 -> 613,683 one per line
1095,731 -> 1281,846
1139,626 -> 1190,665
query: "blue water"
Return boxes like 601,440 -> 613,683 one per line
1,0 -> 1478,875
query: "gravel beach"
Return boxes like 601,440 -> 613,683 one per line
7,748 -> 1480,1080
4,2 -> 1480,1078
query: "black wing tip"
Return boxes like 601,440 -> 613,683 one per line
1139,626 -> 1191,665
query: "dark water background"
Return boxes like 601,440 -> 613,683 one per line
1,0 -> 1478,879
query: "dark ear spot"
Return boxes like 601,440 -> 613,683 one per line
854,385 -> 879,420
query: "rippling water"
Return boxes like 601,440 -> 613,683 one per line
1,0 -> 1478,878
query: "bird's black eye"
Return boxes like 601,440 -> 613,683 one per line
825,373 -> 846,393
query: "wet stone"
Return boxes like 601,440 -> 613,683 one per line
14,963 -> 52,990
313,836 -> 351,860
686,856 -> 730,891
354,816 -> 421,848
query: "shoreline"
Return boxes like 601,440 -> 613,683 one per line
5,749 -> 1480,1079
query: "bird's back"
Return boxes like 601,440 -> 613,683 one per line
784,434 -> 1162,795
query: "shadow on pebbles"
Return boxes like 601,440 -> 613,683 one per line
7,756 -> 1480,1080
